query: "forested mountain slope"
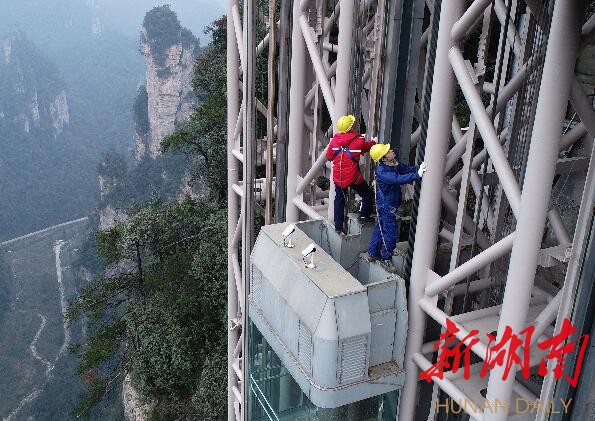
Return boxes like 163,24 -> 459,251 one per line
0,33 -> 99,240
0,219 -> 120,420
0,0 -> 144,241
69,15 -> 229,420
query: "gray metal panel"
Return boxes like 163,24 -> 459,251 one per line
334,291 -> 371,338
393,277 -> 409,368
335,294 -> 371,385
367,279 -> 398,312
256,224 -> 366,298
296,220 -> 340,257
251,265 -> 264,309
281,277 -> 328,334
311,299 -> 339,388
251,231 -> 328,332
298,320 -> 313,376
338,335 -> 369,384
281,298 -> 300,356
339,233 -> 362,277
258,272 -> 300,355
370,309 -> 397,366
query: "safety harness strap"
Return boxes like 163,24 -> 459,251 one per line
331,146 -> 360,162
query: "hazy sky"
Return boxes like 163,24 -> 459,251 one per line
97,0 -> 227,43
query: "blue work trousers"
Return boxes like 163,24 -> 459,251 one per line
333,181 -> 373,230
368,207 -> 398,260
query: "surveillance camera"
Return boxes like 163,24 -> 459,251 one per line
282,223 -> 296,248
282,224 -> 296,238
302,243 -> 317,269
302,243 -> 317,257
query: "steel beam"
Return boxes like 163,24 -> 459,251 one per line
227,1 -> 241,419
240,0 -> 257,418
232,2 -> 246,70
298,10 -> 336,118
425,233 -> 515,297
413,353 -> 485,420
286,0 -> 308,222
274,0 -> 291,223
450,46 -> 522,216
335,0 -> 354,118
399,1 -> 464,418
327,0 -> 355,222
570,78 -> 595,139
451,0 -> 492,44
265,0 -> 277,224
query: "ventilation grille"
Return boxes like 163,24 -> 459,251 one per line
338,335 -> 368,384
298,320 -> 313,375
251,265 -> 263,309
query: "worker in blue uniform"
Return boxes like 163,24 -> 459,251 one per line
367,144 -> 427,271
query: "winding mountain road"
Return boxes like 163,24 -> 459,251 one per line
4,313 -> 54,421
2,233 -> 80,420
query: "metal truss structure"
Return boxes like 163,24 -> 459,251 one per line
227,0 -> 595,419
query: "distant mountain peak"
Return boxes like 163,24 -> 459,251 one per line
0,32 -> 69,138
140,5 -> 199,68
135,6 -> 199,160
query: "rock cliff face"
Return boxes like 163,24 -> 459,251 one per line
134,6 -> 199,160
122,373 -> 154,421
98,195 -> 127,230
96,152 -> 128,230
0,32 -> 69,138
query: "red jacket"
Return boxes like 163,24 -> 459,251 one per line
325,132 -> 376,188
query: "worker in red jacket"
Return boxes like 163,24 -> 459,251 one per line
326,114 -> 376,232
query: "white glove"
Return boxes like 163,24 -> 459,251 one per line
418,162 -> 427,178
370,136 -> 378,142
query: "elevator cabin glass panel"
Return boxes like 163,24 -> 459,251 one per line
248,322 -> 399,421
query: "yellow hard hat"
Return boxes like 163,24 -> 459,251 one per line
337,115 -> 356,133
370,143 -> 391,162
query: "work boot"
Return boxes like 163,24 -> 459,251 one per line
379,259 -> 397,273
366,253 -> 380,262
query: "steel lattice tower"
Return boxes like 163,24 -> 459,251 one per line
227,0 -> 595,419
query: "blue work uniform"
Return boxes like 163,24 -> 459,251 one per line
368,162 -> 421,261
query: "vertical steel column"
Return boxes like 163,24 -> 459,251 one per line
226,1 -> 240,419
265,0 -> 277,225
399,1 -> 464,419
378,0 -> 404,147
241,0 -> 256,418
367,0 -> 389,139
274,0 -> 291,223
328,0 -> 355,222
397,0 -> 425,160
382,0 -> 426,158
536,142 -> 595,421
335,0 -> 355,117
286,0 -> 308,222
483,2 -> 586,419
